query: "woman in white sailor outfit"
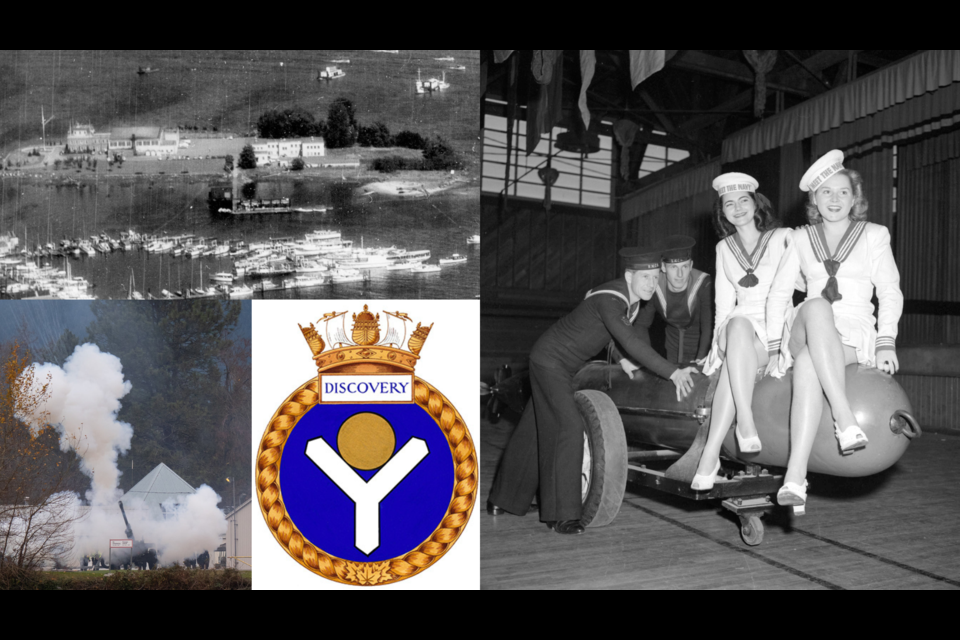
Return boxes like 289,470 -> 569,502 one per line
691,173 -> 793,490
766,150 -> 903,510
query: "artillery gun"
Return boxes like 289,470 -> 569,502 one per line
116,501 -> 159,570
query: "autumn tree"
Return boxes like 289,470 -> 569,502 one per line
0,341 -> 82,570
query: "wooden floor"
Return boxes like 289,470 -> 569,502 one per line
481,415 -> 960,590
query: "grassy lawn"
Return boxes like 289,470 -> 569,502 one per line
2,566 -> 252,590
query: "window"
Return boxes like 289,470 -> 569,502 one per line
638,133 -> 689,179
482,112 -> 613,210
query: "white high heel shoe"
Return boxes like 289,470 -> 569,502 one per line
691,460 -> 721,491
735,422 -> 762,453
777,481 -> 808,515
834,421 -> 868,453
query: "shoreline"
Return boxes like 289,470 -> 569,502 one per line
354,176 -> 474,199
0,167 -> 478,194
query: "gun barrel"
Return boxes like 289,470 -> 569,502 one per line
118,500 -> 134,540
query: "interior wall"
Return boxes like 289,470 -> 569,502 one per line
481,194 -> 620,380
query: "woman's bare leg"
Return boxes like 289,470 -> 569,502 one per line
696,318 -> 768,476
725,317 -> 767,439
785,347 -> 821,486
789,299 -> 858,429
696,360 -> 735,476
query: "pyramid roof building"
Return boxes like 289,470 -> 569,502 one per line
120,462 -> 195,512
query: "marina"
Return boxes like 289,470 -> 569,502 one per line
0,178 -> 478,299
0,49 -> 479,300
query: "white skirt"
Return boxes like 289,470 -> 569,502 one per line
702,307 -> 768,376
773,299 -> 878,377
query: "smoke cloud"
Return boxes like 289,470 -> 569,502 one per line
20,343 -> 133,505
17,343 -> 226,566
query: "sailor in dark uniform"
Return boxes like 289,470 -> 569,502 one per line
630,235 -> 713,372
488,245 -> 698,534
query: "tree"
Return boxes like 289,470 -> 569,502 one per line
394,130 -> 427,150
423,135 -> 462,171
291,157 -> 305,171
257,108 -> 319,139
0,340 -> 82,570
32,329 -> 81,368
238,145 -> 256,170
358,121 -> 394,148
84,302 -> 249,496
223,154 -> 234,172
325,97 -> 358,148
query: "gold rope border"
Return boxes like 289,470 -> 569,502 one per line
257,377 -> 477,586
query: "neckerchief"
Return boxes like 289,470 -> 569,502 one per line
805,221 -> 866,304
725,230 -> 774,288
654,270 -> 708,321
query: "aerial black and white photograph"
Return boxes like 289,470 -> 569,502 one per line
0,50 -> 479,300
480,50 -> 960,589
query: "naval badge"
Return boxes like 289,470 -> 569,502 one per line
257,306 -> 477,586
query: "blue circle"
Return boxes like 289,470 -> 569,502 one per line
279,402 -> 454,563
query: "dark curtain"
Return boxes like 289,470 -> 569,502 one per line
897,127 -> 960,304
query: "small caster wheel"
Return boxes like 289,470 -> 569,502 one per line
739,514 -> 764,546
485,397 -> 502,424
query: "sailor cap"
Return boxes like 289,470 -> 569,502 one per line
800,149 -> 845,192
712,172 -> 759,196
619,244 -> 662,271
660,235 -> 696,263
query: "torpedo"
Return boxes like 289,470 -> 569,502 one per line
570,362 -> 919,477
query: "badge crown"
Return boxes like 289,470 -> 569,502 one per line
301,307 -> 432,373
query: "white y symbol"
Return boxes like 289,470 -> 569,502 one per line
305,437 -> 428,555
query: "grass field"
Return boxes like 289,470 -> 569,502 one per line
1,566 -> 252,590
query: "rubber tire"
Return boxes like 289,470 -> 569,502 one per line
574,389 -> 628,528
739,514 -> 764,546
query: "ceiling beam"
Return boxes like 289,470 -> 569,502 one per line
776,50 -> 861,89
856,52 -> 894,68
670,50 -> 813,97
637,89 -> 676,133
679,50 -> 862,134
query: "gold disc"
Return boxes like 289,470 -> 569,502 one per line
337,412 -> 396,470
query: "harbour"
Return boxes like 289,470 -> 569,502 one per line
0,49 -> 479,300
0,177 -> 478,299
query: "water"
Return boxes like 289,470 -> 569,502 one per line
1,49 -> 479,159
0,49 -> 480,299
0,178 -> 479,299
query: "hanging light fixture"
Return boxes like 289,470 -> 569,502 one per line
556,128 -> 600,154
555,117 -> 600,155
538,166 -> 559,211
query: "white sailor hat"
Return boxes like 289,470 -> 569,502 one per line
712,172 -> 758,196
800,149 -> 845,192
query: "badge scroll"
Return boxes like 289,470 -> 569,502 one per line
257,306 -> 477,586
